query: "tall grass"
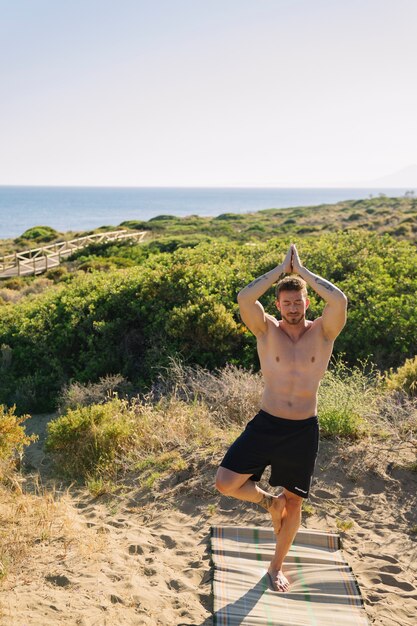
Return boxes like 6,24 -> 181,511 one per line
57,373 -> 131,413
151,359 -> 263,427
0,479 -> 108,583
318,359 -> 380,438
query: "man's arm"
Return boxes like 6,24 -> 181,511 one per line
237,246 -> 292,337
292,244 -> 347,341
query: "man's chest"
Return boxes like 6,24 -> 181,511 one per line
257,324 -> 332,373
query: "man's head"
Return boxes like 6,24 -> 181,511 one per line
275,275 -> 309,325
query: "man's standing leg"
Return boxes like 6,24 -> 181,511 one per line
267,489 -> 303,592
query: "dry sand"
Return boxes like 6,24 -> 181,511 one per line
0,413 -> 416,626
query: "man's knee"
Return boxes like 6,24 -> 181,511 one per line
215,467 -> 251,495
215,472 -> 236,495
284,491 -> 303,514
215,475 -> 231,495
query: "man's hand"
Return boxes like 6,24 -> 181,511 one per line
282,245 -> 293,274
291,243 -> 303,274
291,245 -> 347,340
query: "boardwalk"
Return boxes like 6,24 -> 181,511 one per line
0,230 -> 147,278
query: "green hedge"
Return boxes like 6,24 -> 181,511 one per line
0,231 -> 416,412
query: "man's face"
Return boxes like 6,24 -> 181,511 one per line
276,290 -> 309,325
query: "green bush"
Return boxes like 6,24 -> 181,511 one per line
16,225 -> 59,243
45,398 -> 139,479
318,360 -> 378,438
387,355 -> 417,397
45,395 -> 219,481
0,230 -> 416,413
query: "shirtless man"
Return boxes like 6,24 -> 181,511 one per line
215,243 -> 347,592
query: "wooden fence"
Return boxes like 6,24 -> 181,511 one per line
0,230 -> 147,279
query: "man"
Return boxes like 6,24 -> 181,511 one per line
215,243 -> 347,592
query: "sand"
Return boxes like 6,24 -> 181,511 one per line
0,413 -> 416,626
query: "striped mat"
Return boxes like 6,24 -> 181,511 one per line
210,525 -> 369,626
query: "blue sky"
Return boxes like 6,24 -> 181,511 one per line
1,0 -> 416,186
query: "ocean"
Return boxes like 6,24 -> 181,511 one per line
0,186 -> 411,240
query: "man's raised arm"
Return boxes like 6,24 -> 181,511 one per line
237,246 -> 293,337
291,244 -> 347,341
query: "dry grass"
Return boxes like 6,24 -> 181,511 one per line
151,358 -> 263,427
0,475 -> 107,585
0,277 -> 54,305
327,390 -> 417,480
57,373 -> 130,413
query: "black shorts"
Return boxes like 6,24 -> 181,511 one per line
219,409 -> 319,498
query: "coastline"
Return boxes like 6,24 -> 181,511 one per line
1,186 -> 413,240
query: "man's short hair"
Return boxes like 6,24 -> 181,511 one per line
275,275 -> 308,300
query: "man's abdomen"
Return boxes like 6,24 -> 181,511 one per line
261,385 -> 318,420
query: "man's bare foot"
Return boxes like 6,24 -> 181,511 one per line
267,567 -> 290,592
257,492 -> 286,534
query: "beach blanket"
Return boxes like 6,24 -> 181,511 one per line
210,525 -> 369,625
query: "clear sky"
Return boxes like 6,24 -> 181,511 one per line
1,0 -> 416,187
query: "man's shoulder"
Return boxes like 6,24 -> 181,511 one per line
310,316 -> 336,342
256,314 -> 279,340
265,313 -> 279,324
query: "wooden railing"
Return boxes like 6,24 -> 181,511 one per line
0,230 -> 147,278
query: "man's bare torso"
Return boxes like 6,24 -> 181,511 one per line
257,314 -> 334,419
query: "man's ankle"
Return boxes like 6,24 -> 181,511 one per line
257,493 -> 274,511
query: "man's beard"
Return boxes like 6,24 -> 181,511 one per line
281,313 -> 305,325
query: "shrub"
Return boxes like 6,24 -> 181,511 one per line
0,288 -> 21,304
16,225 -> 58,243
318,360 -> 378,438
45,266 -> 69,282
149,214 -> 178,222
45,395 -> 220,481
0,404 -> 37,479
1,278 -> 26,291
45,398 -> 140,479
387,356 -> 417,397
1,230 -> 417,412
57,373 -> 132,413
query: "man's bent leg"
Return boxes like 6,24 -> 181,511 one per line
215,467 -> 286,534
267,489 -> 303,592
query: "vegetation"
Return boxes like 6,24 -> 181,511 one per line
0,229 -> 416,413
45,394 -> 224,483
1,194 -> 416,259
317,360 -> 378,438
387,355 -> 417,397
16,225 -> 59,245
43,358 -> 417,485
0,404 -> 36,480
0,196 -> 416,414
118,194 -> 417,243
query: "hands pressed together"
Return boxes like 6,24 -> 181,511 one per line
282,243 -> 303,275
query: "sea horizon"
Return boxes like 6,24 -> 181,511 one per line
1,185 -> 413,241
